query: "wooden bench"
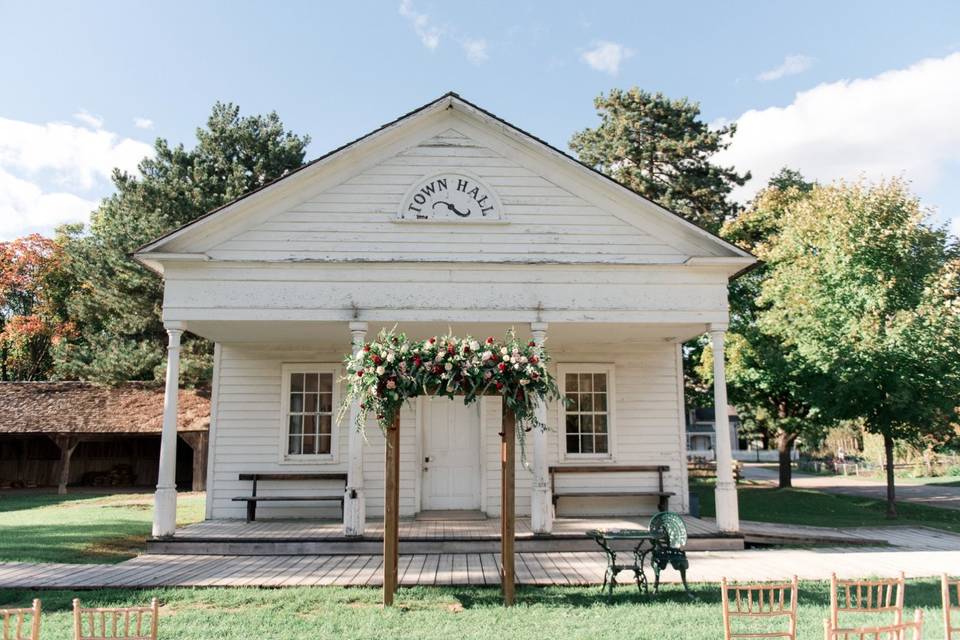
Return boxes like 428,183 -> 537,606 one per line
232,473 -> 348,522
549,465 -> 674,513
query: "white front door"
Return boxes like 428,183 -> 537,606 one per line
422,399 -> 481,510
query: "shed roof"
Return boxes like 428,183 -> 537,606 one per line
0,382 -> 209,435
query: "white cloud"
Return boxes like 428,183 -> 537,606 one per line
715,53 -> 960,215
399,0 -> 441,50
581,41 -> 633,76
756,54 -> 814,82
0,114 -> 153,239
462,38 -> 488,64
0,168 -> 96,240
133,117 -> 154,130
73,109 -> 104,129
0,116 -> 153,190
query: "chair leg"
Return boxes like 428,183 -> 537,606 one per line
652,563 -> 662,595
678,566 -> 693,599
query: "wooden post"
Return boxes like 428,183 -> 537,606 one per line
51,435 -> 79,495
383,413 -> 400,606
501,400 -> 516,607
180,431 -> 208,492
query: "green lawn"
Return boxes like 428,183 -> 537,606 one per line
0,491 -> 205,564
0,581 -> 947,640
692,481 -> 960,533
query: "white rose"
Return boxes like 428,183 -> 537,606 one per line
386,353 -> 395,363
482,351 -> 492,361
520,356 -> 528,364
520,378 -> 529,386
376,366 -> 385,375
400,344 -> 409,354
513,363 -> 520,370
470,340 -> 480,351
444,362 -> 453,371
501,347 -> 509,355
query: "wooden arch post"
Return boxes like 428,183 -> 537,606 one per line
500,400 -> 516,606
383,413 -> 401,606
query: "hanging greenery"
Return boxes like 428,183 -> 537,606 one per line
338,328 -> 561,441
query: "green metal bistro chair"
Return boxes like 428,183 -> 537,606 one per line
649,511 -> 692,597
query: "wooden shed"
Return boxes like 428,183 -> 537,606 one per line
0,382 -> 210,494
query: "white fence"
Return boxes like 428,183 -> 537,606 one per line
687,449 -> 799,463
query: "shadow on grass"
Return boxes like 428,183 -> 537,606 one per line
0,521 -> 150,563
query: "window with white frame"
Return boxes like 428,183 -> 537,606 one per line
560,366 -> 613,457
282,365 -> 337,459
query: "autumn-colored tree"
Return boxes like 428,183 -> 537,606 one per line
0,233 -> 76,380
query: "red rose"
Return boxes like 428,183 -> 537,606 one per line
428,337 -> 436,344
528,341 -> 536,347
498,362 -> 506,372
413,356 -> 422,367
372,355 -> 382,364
362,345 -> 370,352
531,372 -> 539,380
357,370 -> 364,377
530,356 -> 539,364
486,337 -> 494,344
447,343 -> 455,354
495,381 -> 504,390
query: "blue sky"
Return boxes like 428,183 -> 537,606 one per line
2,0 -> 959,239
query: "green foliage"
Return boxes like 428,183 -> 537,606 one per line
569,88 -> 749,233
54,103 -> 309,385
755,178 -> 960,511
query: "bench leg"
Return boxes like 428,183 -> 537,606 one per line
246,501 -> 256,523
658,496 -> 668,512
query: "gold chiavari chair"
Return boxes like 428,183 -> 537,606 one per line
944,574 -> 960,639
72,599 -> 158,640
830,572 -> 905,633
721,575 -> 799,640
0,599 -> 41,640
823,609 -> 922,640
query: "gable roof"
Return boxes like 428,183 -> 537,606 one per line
135,92 -> 754,268
0,382 -> 210,435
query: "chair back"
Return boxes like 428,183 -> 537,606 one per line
0,599 -> 41,640
72,599 -> 158,640
944,574 -> 960,639
830,573 -> 904,630
721,575 -> 798,640
649,511 -> 687,548
823,609 -> 922,640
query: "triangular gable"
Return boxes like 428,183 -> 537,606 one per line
135,93 -> 754,272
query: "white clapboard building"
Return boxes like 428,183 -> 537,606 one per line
136,93 -> 753,539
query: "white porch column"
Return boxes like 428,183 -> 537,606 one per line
710,324 -> 740,532
530,322 -> 553,534
152,322 -> 185,538
343,321 -> 368,536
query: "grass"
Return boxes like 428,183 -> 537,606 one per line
0,491 -> 205,564
692,481 -> 960,533
0,581 -> 948,640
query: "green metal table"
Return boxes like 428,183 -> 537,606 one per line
586,528 -> 661,597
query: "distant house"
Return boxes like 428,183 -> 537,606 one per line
0,382 -> 209,493
686,406 -> 742,456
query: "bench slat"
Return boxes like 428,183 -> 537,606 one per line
232,496 -> 344,502
548,465 -> 669,473
238,473 -> 347,481
552,491 -> 675,497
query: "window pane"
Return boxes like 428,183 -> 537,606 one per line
318,415 -> 332,436
318,373 -> 333,393
303,414 -> 316,437
290,393 -> 304,412
595,414 -> 608,434
594,373 -> 607,392
565,393 -> 579,411
581,414 -> 594,433
579,373 -> 593,392
594,392 -> 607,412
288,415 -> 303,435
580,434 -> 594,454
565,373 -> 578,392
595,433 -> 608,453
291,373 -> 305,392
565,414 -> 579,435
303,433 -> 316,455
566,434 -> 580,454
319,393 -> 333,413
580,393 -> 593,412
304,393 -> 319,412
317,435 -> 332,455
288,435 -> 301,455
304,373 -> 319,392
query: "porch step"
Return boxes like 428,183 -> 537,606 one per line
146,533 -> 744,556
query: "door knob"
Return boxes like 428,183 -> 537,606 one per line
424,456 -> 431,463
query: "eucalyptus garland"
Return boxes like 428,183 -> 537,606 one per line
338,328 -> 561,447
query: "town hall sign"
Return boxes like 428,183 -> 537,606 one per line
398,173 -> 503,221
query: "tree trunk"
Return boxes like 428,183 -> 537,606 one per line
777,432 -> 795,489
883,433 -> 897,519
